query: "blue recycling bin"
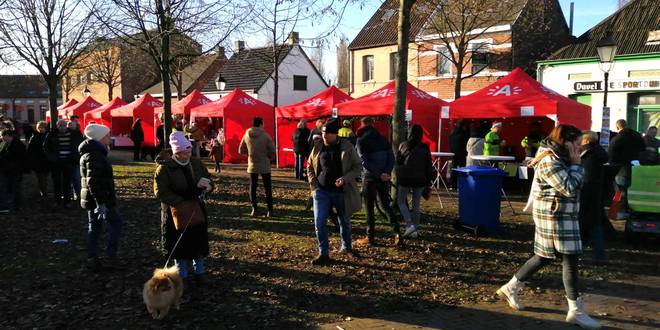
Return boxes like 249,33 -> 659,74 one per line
452,166 -> 507,235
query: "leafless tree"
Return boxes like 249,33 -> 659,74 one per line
336,36 -> 350,88
95,0 -> 250,145
77,37 -> 123,101
392,0 -> 416,159
61,70 -> 84,102
0,0 -> 101,129
417,0 -> 523,100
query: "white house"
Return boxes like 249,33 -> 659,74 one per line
202,32 -> 328,106
538,0 -> 660,133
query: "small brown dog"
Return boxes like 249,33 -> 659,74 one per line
142,265 -> 183,319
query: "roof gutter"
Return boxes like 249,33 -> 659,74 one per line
537,52 -> 660,66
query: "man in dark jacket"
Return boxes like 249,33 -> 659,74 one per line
0,129 -> 27,212
608,119 -> 645,217
292,119 -> 310,180
131,118 -> 144,161
355,117 -> 400,246
80,124 -> 122,271
580,131 -> 609,262
44,119 -> 79,206
449,120 -> 469,188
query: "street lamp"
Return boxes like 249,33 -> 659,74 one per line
83,86 -> 91,98
215,74 -> 226,91
596,31 -> 617,108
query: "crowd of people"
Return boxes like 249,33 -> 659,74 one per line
1,111 -> 658,329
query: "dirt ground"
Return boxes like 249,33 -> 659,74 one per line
0,150 -> 658,329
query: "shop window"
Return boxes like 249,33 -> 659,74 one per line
470,42 -> 489,75
628,69 -> 660,78
569,94 -> 592,106
568,73 -> 592,80
389,52 -> 398,80
293,75 -> 307,91
436,47 -> 451,76
362,55 -> 374,82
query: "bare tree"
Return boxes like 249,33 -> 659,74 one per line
96,0 -> 249,145
79,37 -> 123,101
61,71 -> 84,102
418,0 -> 523,99
336,36 -> 349,88
309,40 -> 326,79
393,0 -> 416,158
0,0 -> 100,129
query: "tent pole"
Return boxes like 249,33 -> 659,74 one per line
275,117 -> 279,168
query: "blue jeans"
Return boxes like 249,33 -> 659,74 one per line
87,207 -> 122,258
294,153 -> 305,179
175,257 -> 205,279
72,163 -> 81,199
313,189 -> 351,256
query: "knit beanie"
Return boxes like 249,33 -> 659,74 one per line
84,124 -> 110,141
323,118 -> 341,134
169,131 -> 192,153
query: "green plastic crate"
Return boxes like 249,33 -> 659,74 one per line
628,165 -> 660,213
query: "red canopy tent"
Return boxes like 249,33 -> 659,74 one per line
336,81 -> 449,153
110,93 -> 163,147
274,86 -> 353,167
190,88 -> 274,163
63,96 -> 102,126
447,68 -> 592,157
58,99 -> 78,110
47,99 -> 78,122
154,89 -> 212,116
83,97 -> 127,129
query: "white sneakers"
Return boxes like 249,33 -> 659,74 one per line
402,225 -> 418,238
566,296 -> 602,329
496,276 -> 526,310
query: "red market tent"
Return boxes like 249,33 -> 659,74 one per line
154,89 -> 212,116
58,99 -> 78,110
83,97 -> 127,129
190,88 -> 274,163
448,68 -> 591,128
47,99 -> 78,122
111,93 -> 163,147
274,86 -> 353,167
64,96 -> 102,122
447,68 -> 592,158
336,81 -> 449,153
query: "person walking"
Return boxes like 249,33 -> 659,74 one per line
44,119 -> 78,206
355,117 -> 401,246
208,139 -> 223,173
239,117 -> 276,217
80,124 -> 122,272
484,122 -> 505,156
307,118 -> 362,265
338,119 -> 356,145
308,119 -> 324,145
395,125 -> 434,238
608,119 -> 645,218
0,129 -> 27,212
155,131 -> 213,286
496,125 -> 601,330
131,118 -> 145,161
292,119 -> 311,180
27,121 -> 50,199
67,120 -> 85,201
579,131 -> 609,263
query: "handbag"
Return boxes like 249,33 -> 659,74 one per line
171,199 -> 205,230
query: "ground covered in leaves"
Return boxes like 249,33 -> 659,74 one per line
1,151 -> 658,329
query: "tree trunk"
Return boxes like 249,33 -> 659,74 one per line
47,73 -> 59,131
107,82 -> 113,101
393,0 -> 415,152
454,73 -> 463,100
159,0 -> 172,147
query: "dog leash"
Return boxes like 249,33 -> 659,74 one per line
163,192 -> 207,269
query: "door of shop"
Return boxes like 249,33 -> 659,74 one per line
629,93 -> 660,132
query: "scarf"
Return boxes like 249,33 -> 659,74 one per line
172,154 -> 191,167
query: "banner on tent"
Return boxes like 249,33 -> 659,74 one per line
441,106 -> 449,119
520,106 -> 534,116
405,109 -> 412,122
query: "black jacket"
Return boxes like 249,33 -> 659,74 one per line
44,129 -> 84,164
395,140 -> 434,188
356,126 -> 394,181
131,121 -> 144,143
608,128 -> 645,165
449,127 -> 469,157
292,126 -> 311,155
79,139 -> 117,209
0,139 -> 27,175
27,132 -> 50,172
579,142 -> 609,231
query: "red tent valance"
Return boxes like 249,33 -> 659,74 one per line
275,86 -> 353,120
154,89 -> 212,115
111,93 -> 163,117
58,99 -> 78,110
64,96 -> 102,118
84,97 -> 127,128
448,68 -> 592,130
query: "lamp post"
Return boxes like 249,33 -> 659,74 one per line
596,32 -> 617,146
83,86 -> 91,98
215,74 -> 226,92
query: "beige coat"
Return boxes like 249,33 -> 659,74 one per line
239,127 -> 275,174
307,139 -> 362,216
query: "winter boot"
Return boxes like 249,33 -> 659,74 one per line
566,296 -> 601,329
496,276 -> 525,310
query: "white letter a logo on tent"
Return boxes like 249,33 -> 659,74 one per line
492,85 -> 511,96
487,84 -> 522,97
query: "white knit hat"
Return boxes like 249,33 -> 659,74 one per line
492,122 -> 503,129
84,124 -> 110,141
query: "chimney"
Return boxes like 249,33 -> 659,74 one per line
286,32 -> 299,46
569,2 -> 574,36
216,46 -> 225,59
234,40 -> 245,52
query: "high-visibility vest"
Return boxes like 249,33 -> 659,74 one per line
483,131 -> 500,156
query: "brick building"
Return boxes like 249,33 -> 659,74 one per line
0,75 -> 60,123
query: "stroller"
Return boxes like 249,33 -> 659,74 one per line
624,165 -> 660,243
